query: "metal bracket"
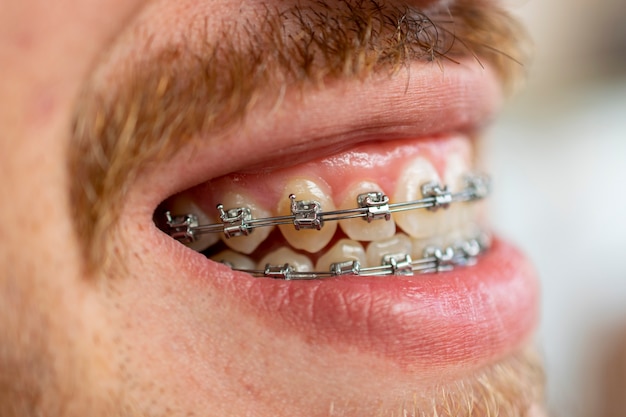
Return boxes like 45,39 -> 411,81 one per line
382,253 -> 414,276
424,246 -> 455,272
421,182 -> 452,211
357,192 -> 391,222
164,211 -> 199,244
465,174 -> 491,200
263,263 -> 295,280
217,204 -> 253,238
330,260 -> 361,276
290,194 -> 323,230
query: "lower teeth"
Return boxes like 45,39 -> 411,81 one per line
222,233 -> 491,280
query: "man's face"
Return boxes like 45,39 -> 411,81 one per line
0,1 -> 543,416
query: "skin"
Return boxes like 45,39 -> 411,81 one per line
0,1 -> 544,416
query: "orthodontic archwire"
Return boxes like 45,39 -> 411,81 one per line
161,173 -> 492,280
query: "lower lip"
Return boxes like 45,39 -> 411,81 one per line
192,237 -> 538,371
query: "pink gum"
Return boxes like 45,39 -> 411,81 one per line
189,134 -> 472,213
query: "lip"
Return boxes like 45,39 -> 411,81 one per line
164,236 -> 538,371
130,58 -> 537,372
135,59 -> 503,206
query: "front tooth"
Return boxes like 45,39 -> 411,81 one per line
338,181 -> 396,241
444,151 -> 471,193
165,195 -> 219,251
257,247 -> 314,272
393,157 -> 445,239
315,239 -> 366,271
441,151 -> 470,234
217,191 -> 274,255
210,250 -> 256,270
365,233 -> 412,267
277,177 -> 337,253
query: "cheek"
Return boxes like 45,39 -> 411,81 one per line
0,0 -> 162,414
0,260 -> 122,415
95,247 -> 425,416
0,0 -> 157,286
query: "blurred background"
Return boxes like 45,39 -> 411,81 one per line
488,0 -> 626,416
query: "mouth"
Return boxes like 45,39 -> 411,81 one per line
158,135 -> 491,277
141,57 -> 538,371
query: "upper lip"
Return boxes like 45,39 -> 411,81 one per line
133,59 -> 503,211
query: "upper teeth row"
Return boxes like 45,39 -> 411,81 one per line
162,173 -> 490,245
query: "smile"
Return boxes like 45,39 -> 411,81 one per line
158,140 -> 492,279
138,55 -> 538,370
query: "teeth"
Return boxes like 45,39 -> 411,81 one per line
277,177 -> 337,253
441,151 -> 470,234
164,146 -> 486,272
166,195 -> 219,252
392,157 -> 445,239
210,249 -> 256,270
444,151 -> 471,193
257,247 -> 314,272
338,181 -> 396,241
218,191 -> 274,255
315,239 -> 366,271
412,230 -> 470,256
365,233 -> 412,267
411,235 -> 445,259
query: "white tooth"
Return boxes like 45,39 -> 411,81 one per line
411,236 -> 445,260
393,157 -> 444,239
257,247 -> 313,272
462,221 -> 483,238
315,239 -> 366,271
365,233 -> 412,267
166,195 -> 219,251
442,151 -> 471,234
277,177 -> 337,253
444,151 -> 471,193
210,250 -> 256,270
338,181 -> 396,242
412,229 -> 470,256
218,191 -> 274,255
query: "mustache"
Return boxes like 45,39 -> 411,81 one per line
68,0 -> 530,272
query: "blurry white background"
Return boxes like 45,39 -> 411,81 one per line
488,0 -> 626,416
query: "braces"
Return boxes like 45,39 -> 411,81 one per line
228,233 -> 491,280
159,173 -> 491,280
163,173 -> 490,243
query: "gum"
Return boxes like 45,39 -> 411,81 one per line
188,134 -> 472,215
